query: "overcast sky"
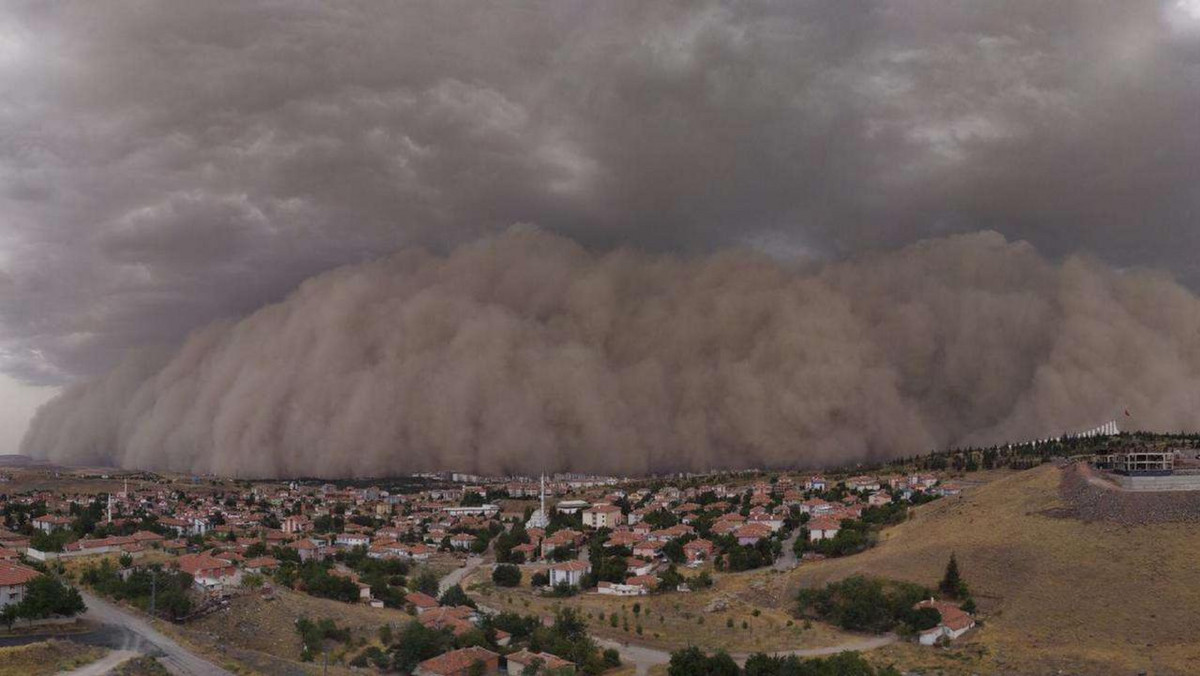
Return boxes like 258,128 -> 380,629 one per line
3,1 -> 1200,454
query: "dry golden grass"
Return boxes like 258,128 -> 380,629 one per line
0,639 -> 107,676
185,585 -> 410,665
468,567 -> 859,654
769,464 -> 1200,675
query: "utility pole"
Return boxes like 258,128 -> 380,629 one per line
150,568 -> 157,618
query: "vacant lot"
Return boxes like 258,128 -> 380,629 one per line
181,585 -> 413,675
0,639 -> 107,676
467,563 -> 861,655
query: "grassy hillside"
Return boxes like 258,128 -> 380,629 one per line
773,464 -> 1200,675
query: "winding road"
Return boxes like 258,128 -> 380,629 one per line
78,590 -> 233,676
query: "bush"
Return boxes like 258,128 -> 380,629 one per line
438,584 -> 477,609
530,572 -> 550,587
796,575 -> 930,634
12,576 -> 86,620
548,583 -> 578,598
491,564 -> 521,587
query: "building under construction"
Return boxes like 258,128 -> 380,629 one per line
1093,450 -> 1175,476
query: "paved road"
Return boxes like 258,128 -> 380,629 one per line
79,590 -> 233,676
595,633 -> 898,675
61,649 -> 139,676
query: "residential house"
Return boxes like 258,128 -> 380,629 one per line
582,504 -> 623,529
548,560 -> 591,587
31,515 -> 72,533
683,538 -> 714,565
0,562 -> 40,608
506,650 -> 575,674
406,591 -> 440,614
414,646 -> 500,676
734,523 -> 772,546
807,516 -> 841,541
176,553 -> 241,591
915,600 -> 975,645
281,515 -> 312,534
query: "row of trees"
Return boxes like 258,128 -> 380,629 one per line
668,647 -> 901,676
796,575 -> 938,635
377,608 -> 619,674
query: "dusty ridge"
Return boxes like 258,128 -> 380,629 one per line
1057,462 -> 1200,524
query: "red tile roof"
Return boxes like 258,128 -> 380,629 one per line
415,646 -> 498,675
0,562 -> 40,587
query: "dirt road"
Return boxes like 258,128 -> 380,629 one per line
79,590 -> 233,676
60,649 -> 139,676
439,555 -> 486,595
595,633 -> 898,675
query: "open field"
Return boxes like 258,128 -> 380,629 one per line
766,463 -> 1200,675
466,563 -> 864,655
178,585 -> 412,675
0,639 -> 107,676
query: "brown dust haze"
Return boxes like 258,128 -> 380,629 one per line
20,228 -> 1200,477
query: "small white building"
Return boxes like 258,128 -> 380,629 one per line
555,500 -> 591,515
597,581 -> 647,596
31,515 -> 72,533
548,560 -> 591,587
915,600 -> 975,645
807,516 -> 841,541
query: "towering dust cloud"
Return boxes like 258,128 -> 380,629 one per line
20,228 -> 1200,477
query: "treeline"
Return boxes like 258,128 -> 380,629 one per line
79,560 -> 193,619
796,576 -> 936,635
668,647 -> 900,676
352,608 -> 619,675
889,431 -> 1200,474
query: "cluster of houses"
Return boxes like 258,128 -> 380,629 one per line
401,590 -> 579,675
0,467 -> 973,651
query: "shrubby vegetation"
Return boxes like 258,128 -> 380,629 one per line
80,560 -> 193,619
796,575 -> 936,635
273,560 -> 360,603
0,575 -> 86,628
492,563 -> 521,587
295,616 -> 351,662
380,607 -> 617,674
669,647 -> 901,676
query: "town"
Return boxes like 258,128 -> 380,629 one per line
0,458 -> 981,675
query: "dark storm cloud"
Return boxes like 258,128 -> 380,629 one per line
2,0 -> 1198,384
4,1 -> 1200,472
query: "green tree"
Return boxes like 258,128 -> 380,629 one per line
939,553 -> 964,599
492,564 -> 521,587
439,584 -> 476,609
16,576 -> 86,619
